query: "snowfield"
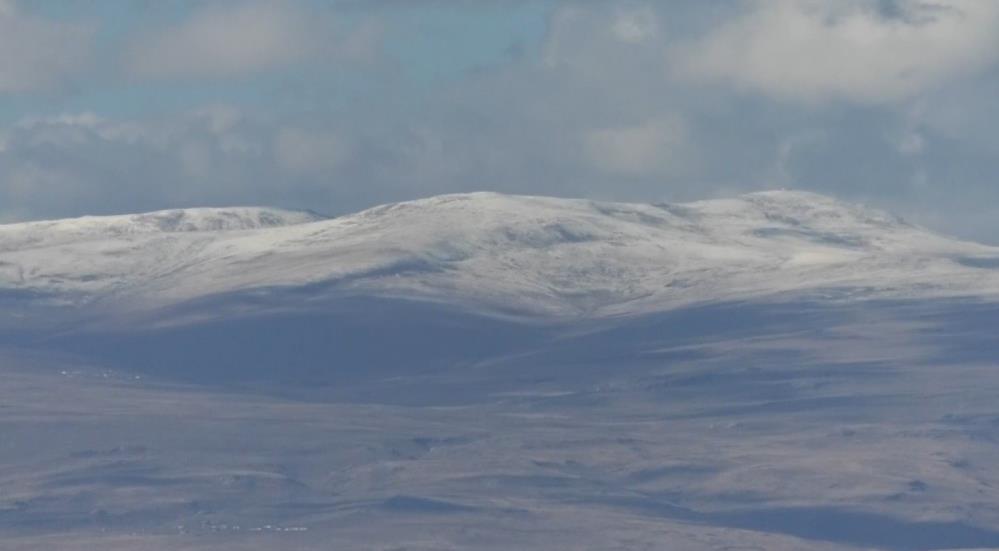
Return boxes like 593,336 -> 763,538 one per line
3,190 -> 999,319
3,191 -> 999,550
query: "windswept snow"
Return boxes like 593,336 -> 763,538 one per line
1,190 -> 998,316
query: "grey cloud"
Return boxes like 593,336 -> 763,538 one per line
0,110 -> 354,220
672,0 -> 999,104
124,1 -> 380,79
0,0 -> 95,93
5,0 -> 999,246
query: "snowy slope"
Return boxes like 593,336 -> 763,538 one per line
2,190 -> 999,317
6,193 -> 999,551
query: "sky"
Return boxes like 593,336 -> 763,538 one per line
1,0 -> 999,242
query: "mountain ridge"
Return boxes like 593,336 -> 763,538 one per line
2,190 -> 998,320
0,189 -> 904,233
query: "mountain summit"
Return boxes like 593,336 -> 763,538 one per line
2,191 -> 998,319
7,192 -> 999,551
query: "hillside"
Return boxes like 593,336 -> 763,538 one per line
2,191 -> 998,320
4,191 -> 999,550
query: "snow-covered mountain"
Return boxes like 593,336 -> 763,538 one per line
6,193 -> 999,550
2,190 -> 998,319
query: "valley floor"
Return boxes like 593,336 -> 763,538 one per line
2,299 -> 999,550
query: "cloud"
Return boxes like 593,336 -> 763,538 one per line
674,0 -> 999,104
274,127 -> 353,175
0,109 -> 295,219
611,6 -> 660,44
6,1 -> 999,245
125,1 -> 338,79
583,118 -> 692,176
895,130 -> 926,156
543,4 -> 666,72
0,0 -> 95,92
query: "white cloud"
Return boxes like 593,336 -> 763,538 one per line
674,0 -> 999,104
0,1 -> 94,92
126,2 -> 320,79
583,118 -> 691,176
896,130 -> 926,156
0,107 -> 365,222
14,113 -> 145,147
544,4 -> 666,72
274,127 -> 352,174
5,1 -> 999,243
611,7 -> 659,44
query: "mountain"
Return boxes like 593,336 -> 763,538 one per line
3,190 -> 998,321
5,191 -> 999,550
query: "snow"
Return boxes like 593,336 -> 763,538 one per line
5,192 -> 999,550
2,190 -> 998,317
